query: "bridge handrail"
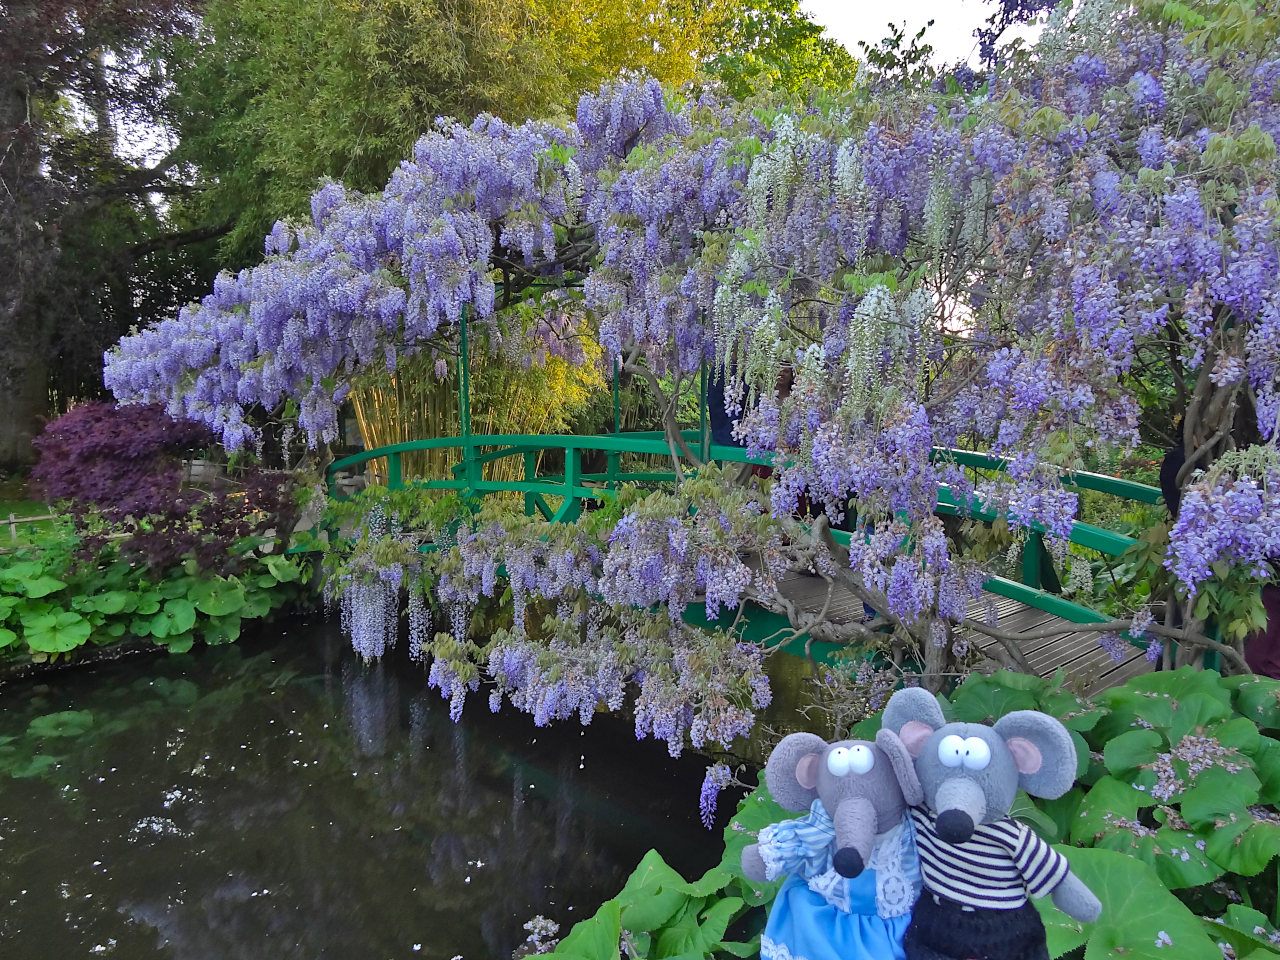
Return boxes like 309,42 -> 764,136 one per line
323,431 -> 1168,653
328,433 -> 1162,515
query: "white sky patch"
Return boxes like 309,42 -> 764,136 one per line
801,0 -> 1045,66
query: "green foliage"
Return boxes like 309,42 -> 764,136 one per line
962,668 -> 1280,957
0,521 -> 308,666
173,0 -> 743,264
547,786 -> 786,959
572,666 -> 1280,960
706,0 -> 856,99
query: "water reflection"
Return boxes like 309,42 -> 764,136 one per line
0,619 -> 719,959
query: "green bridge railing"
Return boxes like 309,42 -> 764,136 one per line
325,429 -> 1166,659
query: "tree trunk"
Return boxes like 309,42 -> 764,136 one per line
0,327 -> 50,471
0,68 -> 55,470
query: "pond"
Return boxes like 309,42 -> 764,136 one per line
0,618 -> 724,959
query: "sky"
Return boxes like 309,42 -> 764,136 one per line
801,0 -> 1036,66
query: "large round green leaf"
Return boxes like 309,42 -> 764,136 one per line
11,755 -> 58,778
1069,776 -> 1220,888
240,590 -> 273,619
1036,847 -> 1221,959
21,575 -> 67,599
264,555 -> 302,583
617,849 -> 694,931
1204,904 -> 1280,959
161,631 -> 194,654
1103,728 -> 1163,779
76,591 -> 135,616
555,897 -> 621,959
1251,736 -> 1280,806
134,593 -> 162,616
1,561 -> 43,582
1205,814 -> 1280,877
1073,776 -> 1145,844
0,627 -> 17,649
159,576 -> 198,600
202,613 -> 241,646
1223,674 -> 1280,730
190,577 -> 245,617
25,611 -> 91,653
1167,693 -> 1236,744
27,710 -> 93,738
720,785 -> 786,909
949,670 -> 1046,722
150,598 -> 196,638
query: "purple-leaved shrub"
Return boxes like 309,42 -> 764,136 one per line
32,403 -> 297,575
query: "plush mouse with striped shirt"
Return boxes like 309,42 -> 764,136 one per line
875,688 -> 1101,960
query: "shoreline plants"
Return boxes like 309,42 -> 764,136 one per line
0,403 -> 309,668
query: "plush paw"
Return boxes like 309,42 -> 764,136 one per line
1051,873 -> 1102,923
741,843 -> 767,883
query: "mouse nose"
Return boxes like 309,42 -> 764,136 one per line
935,808 -> 975,843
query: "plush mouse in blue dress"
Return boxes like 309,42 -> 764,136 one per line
742,732 -> 924,960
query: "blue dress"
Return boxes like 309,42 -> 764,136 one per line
757,800 -> 920,960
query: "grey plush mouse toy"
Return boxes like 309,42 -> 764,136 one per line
741,732 -> 923,960
877,688 -> 1101,960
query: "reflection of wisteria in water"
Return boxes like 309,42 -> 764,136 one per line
554,757 -> 575,861
342,658 -> 397,757
408,692 -> 432,766
0,619 -> 719,960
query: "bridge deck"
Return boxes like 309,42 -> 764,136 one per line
775,570 -> 1151,695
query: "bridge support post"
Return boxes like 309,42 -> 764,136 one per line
553,449 -> 583,523
524,450 -> 538,517
1022,531 -> 1044,590
458,305 -> 478,500
699,361 -> 708,462
609,357 -> 620,487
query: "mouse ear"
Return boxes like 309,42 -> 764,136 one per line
875,728 -> 922,806
883,688 -> 945,736
764,732 -> 827,811
993,711 -> 1076,799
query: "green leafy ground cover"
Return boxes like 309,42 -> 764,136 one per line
0,521 -> 308,667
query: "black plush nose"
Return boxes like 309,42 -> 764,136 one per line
935,809 -> 975,844
832,847 -> 864,878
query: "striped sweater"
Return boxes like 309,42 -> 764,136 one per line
909,807 -> 1069,910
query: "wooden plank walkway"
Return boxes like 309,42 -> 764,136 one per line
775,570 -> 1151,695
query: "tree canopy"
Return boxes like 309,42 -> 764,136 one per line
0,0 -> 849,468
0,0 -> 219,467
171,0 -> 835,264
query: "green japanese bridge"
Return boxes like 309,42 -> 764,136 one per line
325,426 -> 1166,695
321,309 -> 1168,693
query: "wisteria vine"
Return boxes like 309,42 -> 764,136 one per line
111,0 -> 1280,728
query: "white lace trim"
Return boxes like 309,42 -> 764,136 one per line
806,865 -> 852,913
866,820 -> 917,919
758,822 -> 788,882
761,934 -> 810,960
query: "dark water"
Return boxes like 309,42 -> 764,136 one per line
0,619 -> 723,959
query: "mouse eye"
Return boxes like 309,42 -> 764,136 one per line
827,747 -> 852,776
938,734 -> 965,767
848,744 -> 875,775
961,737 -> 991,771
